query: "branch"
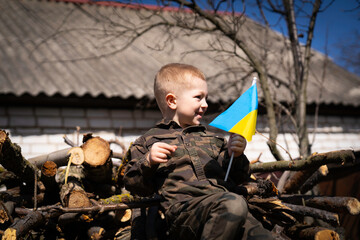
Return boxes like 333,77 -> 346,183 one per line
250,150 -> 356,173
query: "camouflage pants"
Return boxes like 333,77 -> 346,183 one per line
165,192 -> 273,240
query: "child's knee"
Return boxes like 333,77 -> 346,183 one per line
220,193 -> 248,223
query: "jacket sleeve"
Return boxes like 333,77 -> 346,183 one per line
123,136 -> 158,196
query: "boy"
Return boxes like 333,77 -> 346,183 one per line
124,63 -> 272,239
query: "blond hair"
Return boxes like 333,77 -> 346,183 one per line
154,63 -> 206,114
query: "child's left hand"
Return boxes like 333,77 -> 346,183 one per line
228,133 -> 247,157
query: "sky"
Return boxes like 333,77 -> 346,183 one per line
121,0 -> 360,75
244,0 -> 360,75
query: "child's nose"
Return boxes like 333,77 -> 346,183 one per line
201,99 -> 208,108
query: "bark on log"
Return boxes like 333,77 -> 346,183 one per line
250,150 -> 355,173
282,167 -> 318,194
58,166 -> 91,208
280,195 -> 360,215
28,148 -> 71,168
41,161 -> 59,202
0,130 -> 39,189
30,195 -> 162,214
235,179 -> 278,198
283,203 -> 339,226
0,170 -> 20,189
285,224 -> 340,240
248,197 -> 297,227
81,136 -> 113,184
87,226 -> 105,240
282,164 -> 328,194
2,211 -> 45,239
300,163 -> 360,194
0,201 -> 14,224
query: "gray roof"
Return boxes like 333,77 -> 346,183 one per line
1,0 -> 360,107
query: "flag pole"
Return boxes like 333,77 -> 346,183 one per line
224,77 -> 257,181
224,152 -> 234,181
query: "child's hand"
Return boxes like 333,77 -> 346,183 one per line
147,142 -> 177,166
228,133 -> 247,157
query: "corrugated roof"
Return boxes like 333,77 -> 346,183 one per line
1,0 -> 360,106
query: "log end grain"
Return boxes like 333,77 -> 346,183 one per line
67,147 -> 85,165
41,161 -> 57,177
347,198 -> 360,215
315,229 -> 340,240
67,190 -> 91,208
82,137 -> 111,167
2,228 -> 16,240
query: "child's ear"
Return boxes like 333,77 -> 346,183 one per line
166,93 -> 177,110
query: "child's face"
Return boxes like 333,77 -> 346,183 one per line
172,76 -> 208,128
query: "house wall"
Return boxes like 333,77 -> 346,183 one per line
1,106 -> 360,162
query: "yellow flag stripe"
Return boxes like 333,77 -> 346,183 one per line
229,110 -> 258,141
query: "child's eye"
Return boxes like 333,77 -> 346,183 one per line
195,95 -> 202,99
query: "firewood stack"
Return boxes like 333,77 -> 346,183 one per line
0,129 -> 359,239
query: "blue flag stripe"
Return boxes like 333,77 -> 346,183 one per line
209,84 -> 258,131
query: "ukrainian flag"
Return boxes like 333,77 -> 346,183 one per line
209,79 -> 258,142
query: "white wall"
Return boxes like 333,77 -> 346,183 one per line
1,106 -> 359,162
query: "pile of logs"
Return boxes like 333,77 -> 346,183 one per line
0,129 -> 359,240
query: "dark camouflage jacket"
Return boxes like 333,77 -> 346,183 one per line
123,119 -> 250,209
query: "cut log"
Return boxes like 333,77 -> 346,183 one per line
249,197 -> 339,226
235,179 -> 278,198
83,157 -> 113,184
81,136 -> 113,184
58,166 -> 91,208
67,190 -> 92,208
300,163 -> 360,194
283,203 -> 339,226
82,137 -> 111,167
280,195 -> 360,215
282,167 -> 318,194
250,150 -> 356,173
285,224 -> 340,240
0,130 -> 39,190
283,165 -> 328,194
28,148 -> 71,168
248,197 -> 297,227
87,226 -> 105,240
67,147 -> 85,165
0,170 -> 20,189
2,211 -> 45,239
0,201 -> 14,224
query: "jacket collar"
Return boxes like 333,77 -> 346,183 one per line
156,119 -> 206,133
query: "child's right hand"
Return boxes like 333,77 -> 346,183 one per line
147,142 -> 177,166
